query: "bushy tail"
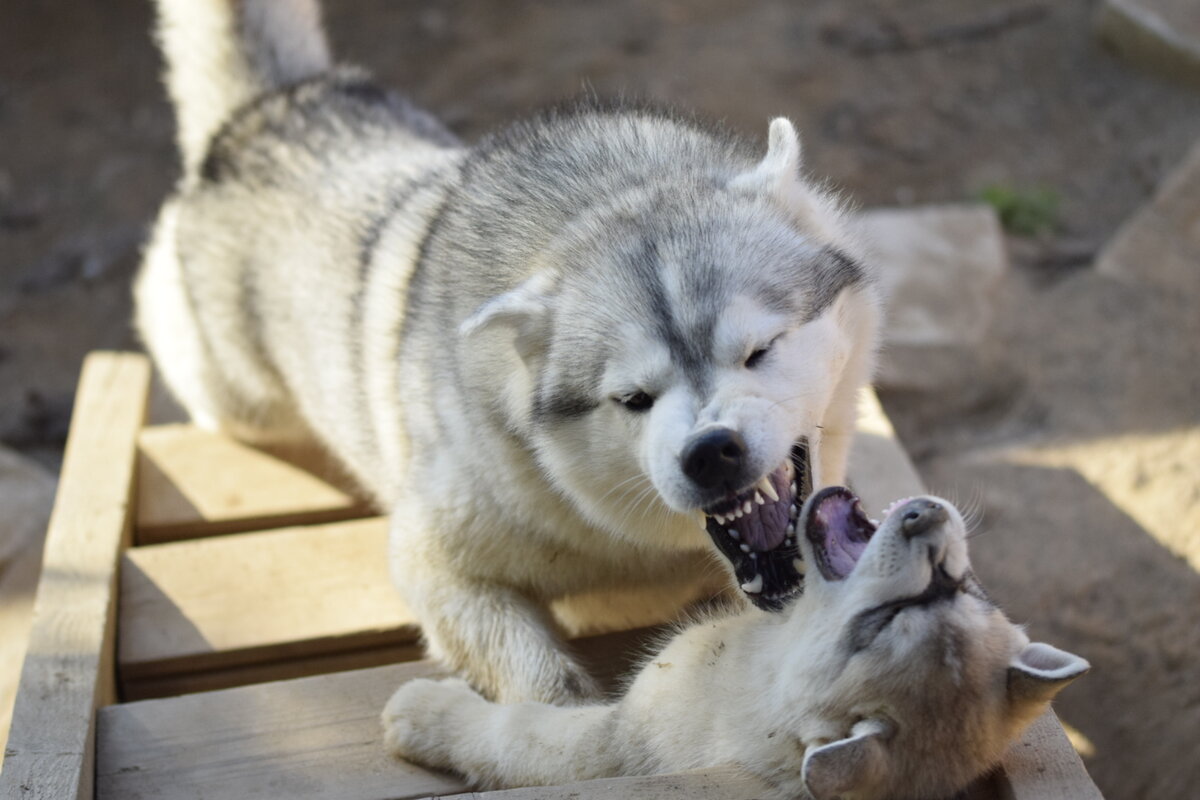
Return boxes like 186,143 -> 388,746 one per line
154,0 -> 332,175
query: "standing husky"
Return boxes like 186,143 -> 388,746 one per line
384,491 -> 1089,799
139,0 -> 880,703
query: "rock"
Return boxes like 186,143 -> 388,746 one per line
0,446 -> 56,754
1096,0 -> 1200,88
854,204 -> 1009,391
1095,138 -> 1200,295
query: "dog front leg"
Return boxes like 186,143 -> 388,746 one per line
390,536 -> 601,704
383,677 -> 624,789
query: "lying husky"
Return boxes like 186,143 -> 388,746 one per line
139,0 -> 879,703
384,491 -> 1088,799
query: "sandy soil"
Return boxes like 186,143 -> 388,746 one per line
2,1 -> 1198,797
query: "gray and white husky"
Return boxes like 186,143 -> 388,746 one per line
384,491 -> 1089,800
138,0 -> 880,703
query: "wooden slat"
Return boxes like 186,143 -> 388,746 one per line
0,352 -> 150,800
136,424 -> 372,543
98,658 -> 1003,800
999,710 -> 1104,800
847,388 -> 927,519
97,662 -> 463,800
440,769 -> 772,800
119,517 -> 412,684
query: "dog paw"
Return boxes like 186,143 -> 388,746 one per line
382,677 -> 479,766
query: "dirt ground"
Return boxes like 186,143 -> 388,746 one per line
2,1 -> 1198,798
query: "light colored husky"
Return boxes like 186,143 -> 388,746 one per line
384,491 -> 1088,800
139,0 -> 880,703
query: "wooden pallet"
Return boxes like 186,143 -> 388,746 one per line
0,352 -> 1103,800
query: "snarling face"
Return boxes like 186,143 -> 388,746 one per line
766,489 -> 1090,800
516,196 -> 876,606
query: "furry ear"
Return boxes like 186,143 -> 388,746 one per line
460,273 -> 555,363
729,117 -> 802,195
802,719 -> 894,800
1008,643 -> 1090,708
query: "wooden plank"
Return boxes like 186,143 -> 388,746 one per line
848,387 -> 927,519
99,657 -> 1000,800
97,662 -> 464,800
119,517 -> 413,683
136,424 -> 372,543
999,709 -> 1104,800
439,768 -> 772,800
0,352 -> 150,800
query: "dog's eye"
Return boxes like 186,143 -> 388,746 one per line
744,348 -> 769,369
615,391 -> 654,412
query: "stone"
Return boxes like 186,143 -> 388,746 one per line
1096,0 -> 1200,89
0,446 -> 56,754
854,204 -> 1009,391
1095,137 -> 1200,295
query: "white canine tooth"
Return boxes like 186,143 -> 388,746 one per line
742,500 -> 753,514
790,481 -> 798,493
758,478 -> 779,502
740,543 -> 750,553
714,513 -> 726,525
786,523 -> 795,535
754,492 -> 765,506
789,504 -> 798,519
870,518 -> 880,527
785,537 -> 794,547
740,574 -> 764,594
735,508 -> 744,519
728,528 -> 740,540
793,558 -> 806,574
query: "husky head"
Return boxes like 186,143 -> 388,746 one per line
768,489 -> 1089,800
463,117 -> 879,609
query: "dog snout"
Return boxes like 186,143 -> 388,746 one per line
899,499 -> 950,539
681,428 -> 748,489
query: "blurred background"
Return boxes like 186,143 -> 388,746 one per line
1,1 -> 1198,797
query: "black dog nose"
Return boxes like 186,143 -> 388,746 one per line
682,428 -> 748,489
900,499 -> 950,539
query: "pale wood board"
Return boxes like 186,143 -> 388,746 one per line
0,352 -> 150,800
97,661 -> 465,800
437,768 -> 772,800
98,658 -> 1002,800
119,516 -> 415,680
999,709 -> 1104,800
136,424 -> 371,543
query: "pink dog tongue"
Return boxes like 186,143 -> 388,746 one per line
810,488 -> 876,579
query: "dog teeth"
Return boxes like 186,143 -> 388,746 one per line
793,558 -> 806,574
786,522 -> 795,535
728,528 -> 740,540
742,500 -> 752,514
740,543 -> 750,553
740,574 -> 763,594
758,478 -> 779,502
753,492 -> 765,506
788,504 -> 798,520
785,536 -> 794,547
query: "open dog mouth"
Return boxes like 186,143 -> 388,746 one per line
804,486 -> 877,583
703,440 -> 813,611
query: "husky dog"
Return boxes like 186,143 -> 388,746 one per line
138,0 -> 880,703
384,491 -> 1088,799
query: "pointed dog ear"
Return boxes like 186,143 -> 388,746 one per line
729,117 -> 802,196
460,273 -> 555,364
802,719 -> 894,800
1008,642 -> 1090,709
